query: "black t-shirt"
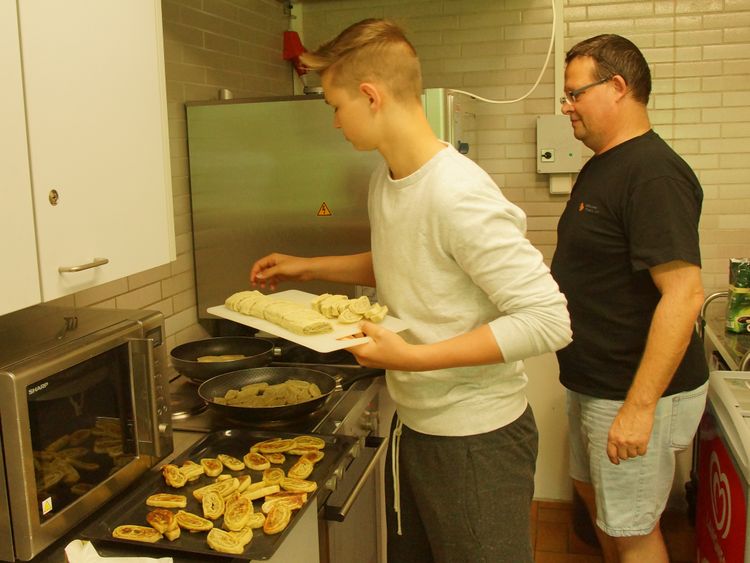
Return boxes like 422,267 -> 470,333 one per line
551,130 -> 708,399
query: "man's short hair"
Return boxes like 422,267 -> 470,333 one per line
566,34 -> 652,105
300,18 -> 423,103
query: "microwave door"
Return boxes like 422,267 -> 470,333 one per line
129,338 -> 171,458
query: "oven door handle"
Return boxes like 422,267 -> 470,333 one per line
323,435 -> 388,522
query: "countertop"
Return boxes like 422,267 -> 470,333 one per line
705,314 -> 750,371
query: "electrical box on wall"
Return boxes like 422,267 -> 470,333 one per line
536,115 -> 582,174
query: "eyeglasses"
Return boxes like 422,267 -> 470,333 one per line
559,76 -> 612,106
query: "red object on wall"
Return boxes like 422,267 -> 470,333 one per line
695,412 -> 748,562
282,31 -> 307,76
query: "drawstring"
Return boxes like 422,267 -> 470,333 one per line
391,418 -> 404,535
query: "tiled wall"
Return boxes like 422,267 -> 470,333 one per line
300,0 -> 750,295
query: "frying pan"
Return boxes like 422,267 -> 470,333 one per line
170,336 -> 276,384
197,366 -> 382,422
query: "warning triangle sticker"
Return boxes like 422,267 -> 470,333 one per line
317,202 -> 332,216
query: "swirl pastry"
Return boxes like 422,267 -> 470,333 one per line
223,493 -> 253,531
262,467 -> 285,486
162,464 -> 187,488
256,438 -> 295,454
281,477 -> 317,493
217,454 -> 245,472
237,474 -> 252,493
112,524 -> 162,543
292,435 -> 326,449
179,461 -> 204,481
202,490 -> 225,520
246,512 -> 266,529
146,508 -> 177,534
261,492 -> 307,513
200,458 -> 223,477
241,483 -> 280,501
288,444 -> 324,456
243,452 -> 270,471
146,493 -> 187,508
175,510 -> 213,532
207,528 -> 244,555
287,457 -> 314,480
228,525 -> 254,547
263,504 -> 292,535
265,452 -> 286,464
193,477 -> 239,501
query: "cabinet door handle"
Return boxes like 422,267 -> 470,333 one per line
58,257 -> 109,273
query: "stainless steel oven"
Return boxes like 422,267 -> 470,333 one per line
0,305 -> 172,561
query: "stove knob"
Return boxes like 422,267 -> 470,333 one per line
325,476 -> 338,492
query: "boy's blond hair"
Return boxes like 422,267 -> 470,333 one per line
300,19 -> 422,104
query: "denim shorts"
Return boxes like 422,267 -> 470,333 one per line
567,382 -> 707,537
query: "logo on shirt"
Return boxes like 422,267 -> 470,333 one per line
578,202 -> 599,214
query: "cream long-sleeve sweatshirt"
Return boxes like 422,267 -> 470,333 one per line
369,145 -> 572,436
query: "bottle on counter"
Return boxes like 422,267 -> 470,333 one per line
726,258 -> 750,334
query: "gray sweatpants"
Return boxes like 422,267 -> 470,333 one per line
385,406 -> 538,563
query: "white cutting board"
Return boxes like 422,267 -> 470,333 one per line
206,289 -> 407,353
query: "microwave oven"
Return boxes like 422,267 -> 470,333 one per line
0,305 -> 173,561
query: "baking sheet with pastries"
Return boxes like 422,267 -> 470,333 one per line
81,429 -> 357,560
207,289 -> 408,353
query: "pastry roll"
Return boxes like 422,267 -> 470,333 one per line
263,504 -> 292,535
112,525 -> 162,543
146,508 -> 177,534
175,510 -> 213,532
202,490 -> 225,520
217,454 -> 245,472
223,493 -> 253,531
146,493 -> 187,508
207,528 -> 244,555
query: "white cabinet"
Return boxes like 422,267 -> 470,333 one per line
2,0 -> 175,311
0,0 -> 41,316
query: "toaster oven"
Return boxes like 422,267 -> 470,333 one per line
0,305 -> 172,561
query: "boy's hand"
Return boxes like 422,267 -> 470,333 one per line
348,321 -> 423,370
250,253 -> 310,290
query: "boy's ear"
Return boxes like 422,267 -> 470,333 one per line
359,82 -> 382,110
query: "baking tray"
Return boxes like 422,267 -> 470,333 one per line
207,289 -> 407,353
82,429 -> 357,560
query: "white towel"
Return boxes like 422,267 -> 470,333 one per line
64,540 -> 172,563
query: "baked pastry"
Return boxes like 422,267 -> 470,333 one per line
179,461 -> 204,481
243,452 -> 270,471
146,508 -> 177,534
301,450 -> 325,464
69,429 -> 92,446
146,493 -> 187,508
265,452 -> 286,464
241,483 -> 280,501
287,457 -> 314,480
66,458 -> 100,471
164,526 -> 180,541
256,438 -> 295,454
176,510 -> 213,532
193,477 -> 239,501
112,524 -> 162,543
237,474 -> 252,493
292,435 -> 326,449
207,528 -> 244,555
261,492 -> 307,513
223,493 -> 253,531
57,446 -> 88,459
70,483 -> 94,496
217,454 -> 245,472
263,504 -> 292,535
45,434 -> 70,452
202,490 -> 225,520
228,525 -> 254,547
162,464 -> 187,488
262,467 -> 285,486
200,457 -> 223,477
281,477 -> 317,493
246,512 -> 266,529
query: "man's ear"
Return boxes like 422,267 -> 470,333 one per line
359,82 -> 382,110
611,75 -> 629,100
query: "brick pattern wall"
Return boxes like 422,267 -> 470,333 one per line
300,0 -> 750,294
54,0 -> 292,351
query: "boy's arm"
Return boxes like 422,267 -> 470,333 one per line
250,251 -> 375,290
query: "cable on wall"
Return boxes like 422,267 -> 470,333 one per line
451,0 -> 556,104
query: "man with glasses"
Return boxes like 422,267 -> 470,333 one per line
550,34 -> 708,563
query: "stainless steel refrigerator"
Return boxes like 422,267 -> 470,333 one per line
186,90 -> 475,320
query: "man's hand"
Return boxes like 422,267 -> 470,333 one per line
606,402 -> 655,465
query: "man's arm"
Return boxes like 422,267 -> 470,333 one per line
606,260 -> 705,464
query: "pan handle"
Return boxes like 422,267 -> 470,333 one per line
323,435 -> 388,522
340,368 -> 384,390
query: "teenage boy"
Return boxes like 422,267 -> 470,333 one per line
250,19 -> 571,562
